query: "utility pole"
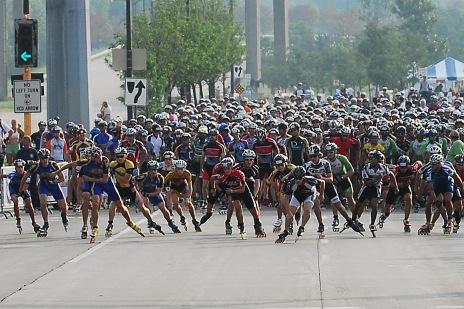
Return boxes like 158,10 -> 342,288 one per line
229,0 -> 234,98
22,0 -> 32,136
0,0 -> 6,100
126,0 -> 134,120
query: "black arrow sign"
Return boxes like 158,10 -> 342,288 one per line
134,81 -> 145,103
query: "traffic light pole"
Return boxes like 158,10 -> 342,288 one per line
126,0 -> 134,120
22,0 -> 31,136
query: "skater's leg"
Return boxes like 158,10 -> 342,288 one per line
91,195 -> 102,227
403,193 -> 412,221
39,194 -> 49,223
346,191 -> 356,212
114,200 -> 132,223
312,200 -> 323,225
425,192 -> 436,224
300,202 -> 311,227
81,192 -> 91,226
370,198 -> 378,226
11,195 -> 20,221
233,200 -> 244,227
23,198 -> 36,225
184,196 -> 197,221
443,192 -> 453,221
332,201 -> 351,221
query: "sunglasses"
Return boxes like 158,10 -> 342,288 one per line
116,155 -> 125,158
244,158 -> 254,161
309,154 -> 319,158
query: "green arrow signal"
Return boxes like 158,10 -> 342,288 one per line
20,51 -> 31,62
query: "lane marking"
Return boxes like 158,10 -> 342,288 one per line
69,217 -> 146,263
0,244 -> 39,249
434,307 -> 464,309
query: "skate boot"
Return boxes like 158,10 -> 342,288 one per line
37,223 -> 49,237
418,223 -> 431,235
180,216 -> 188,231
378,214 -> 387,229
317,223 -> 325,239
73,204 -> 81,215
444,220 -> 452,235
16,218 -> 22,234
225,221 -> 232,235
275,230 -> 289,243
295,226 -> 305,242
369,224 -> 377,238
340,219 -> 364,236
354,220 -> 365,232
127,221 -> 145,237
148,221 -> 165,235
238,223 -> 247,240
61,213 -> 69,232
288,222 -> 294,235
403,219 -> 411,233
453,210 -> 461,233
218,205 -> 227,215
168,221 -> 181,233
193,220 -> 202,232
81,225 -> 88,239
32,223 -> 41,234
254,223 -> 266,238
332,216 -> 339,232
90,227 -> 98,243
105,223 -> 113,238
273,218 -> 282,233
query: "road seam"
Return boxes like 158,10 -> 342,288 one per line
0,217 -> 146,303
317,237 -> 324,309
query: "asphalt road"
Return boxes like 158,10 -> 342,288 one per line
0,207 -> 463,309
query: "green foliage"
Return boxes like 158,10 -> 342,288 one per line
112,0 -> 244,111
261,0 -> 448,92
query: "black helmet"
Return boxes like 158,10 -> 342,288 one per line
293,166 -> 306,179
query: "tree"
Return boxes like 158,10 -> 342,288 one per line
112,0 -> 244,114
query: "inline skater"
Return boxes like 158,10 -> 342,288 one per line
0,159 -> 39,233
275,166 -> 325,243
324,143 -> 356,232
382,155 -> 422,232
20,148 -> 69,237
303,144 -> 361,235
268,154 -> 295,233
356,150 -> 398,237
252,128 -> 279,207
110,147 -> 164,235
418,154 -> 463,235
214,157 -> 266,238
285,122 -> 310,166
136,160 -> 180,233
164,159 -> 201,232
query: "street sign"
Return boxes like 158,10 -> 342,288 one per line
233,65 -> 244,78
112,48 -> 147,71
13,80 -> 41,113
125,78 -> 147,106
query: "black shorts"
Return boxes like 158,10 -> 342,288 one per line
258,163 -> 273,180
324,183 -> 340,203
385,186 -> 411,204
207,183 -> 226,204
117,186 -> 135,203
191,161 -> 201,177
230,186 -> 255,209
337,178 -> 352,193
358,186 -> 380,203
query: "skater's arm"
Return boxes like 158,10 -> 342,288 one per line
453,173 -> 464,192
52,161 -> 78,175
318,179 -> 325,202
19,171 -> 31,192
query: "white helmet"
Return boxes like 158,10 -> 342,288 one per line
174,159 -> 187,169
428,145 -> 442,155
430,154 -> 443,163
243,149 -> 256,158
308,144 -> 321,156
125,128 -> 137,136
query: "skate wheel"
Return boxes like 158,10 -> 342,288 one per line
319,233 -> 325,239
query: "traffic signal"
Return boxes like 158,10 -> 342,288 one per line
15,19 -> 38,68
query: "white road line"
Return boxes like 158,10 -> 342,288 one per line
434,307 -> 464,309
0,244 -> 39,249
69,217 -> 146,263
